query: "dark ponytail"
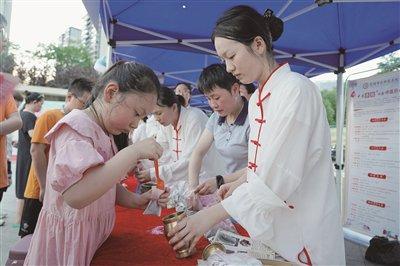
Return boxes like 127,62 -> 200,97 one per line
176,95 -> 186,107
24,91 -> 44,104
157,86 -> 182,112
212,5 -> 283,53
263,9 -> 283,42
22,91 -> 44,109
157,86 -> 181,108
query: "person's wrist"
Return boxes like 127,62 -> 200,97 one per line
189,179 -> 198,190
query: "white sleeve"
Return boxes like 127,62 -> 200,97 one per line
222,82 -> 320,240
150,114 -> 206,184
130,123 -> 146,144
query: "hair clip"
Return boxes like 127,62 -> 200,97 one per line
263,9 -> 274,19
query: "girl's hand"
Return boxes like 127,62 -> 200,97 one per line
194,178 -> 218,195
157,187 -> 170,208
136,187 -> 170,209
136,190 -> 153,209
127,161 -> 143,177
137,169 -> 151,183
132,138 -> 163,161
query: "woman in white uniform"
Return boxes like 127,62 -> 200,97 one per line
130,115 -> 172,169
137,87 -> 224,192
169,5 -> 345,265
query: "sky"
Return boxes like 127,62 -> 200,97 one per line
9,0 -> 86,52
7,0 -> 394,84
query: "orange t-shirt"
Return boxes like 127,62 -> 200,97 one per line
24,109 -> 64,199
0,95 -> 18,189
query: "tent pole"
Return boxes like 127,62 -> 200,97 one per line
106,45 -> 113,69
335,52 -> 345,214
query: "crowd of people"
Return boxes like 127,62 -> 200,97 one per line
0,5 -> 345,265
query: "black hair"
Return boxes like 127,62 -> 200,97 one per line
13,91 -> 24,102
241,83 -> 256,94
90,60 -> 160,104
113,133 -> 129,151
176,95 -> 186,107
198,64 -> 239,94
68,78 -> 94,98
157,86 -> 182,112
211,5 -> 283,53
24,91 -> 44,104
174,82 -> 192,95
90,60 -> 160,151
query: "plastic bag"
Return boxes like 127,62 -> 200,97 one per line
143,186 -> 164,216
203,252 -> 262,266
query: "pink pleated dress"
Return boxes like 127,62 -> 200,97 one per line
24,109 -> 118,266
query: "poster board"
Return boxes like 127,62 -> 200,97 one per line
343,70 -> 399,240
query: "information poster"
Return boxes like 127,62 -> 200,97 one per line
343,70 -> 399,240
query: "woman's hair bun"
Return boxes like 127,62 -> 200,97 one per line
263,9 -> 284,42
176,94 -> 186,106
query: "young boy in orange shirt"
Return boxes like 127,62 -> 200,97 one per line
19,78 -> 93,236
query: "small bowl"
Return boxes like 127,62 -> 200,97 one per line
202,242 -> 226,260
162,211 -> 186,236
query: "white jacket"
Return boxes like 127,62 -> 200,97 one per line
222,64 -> 345,265
130,116 -> 172,168
150,107 -> 226,190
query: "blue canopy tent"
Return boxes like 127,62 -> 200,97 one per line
83,1 -> 400,243
108,45 -> 319,109
84,0 -> 399,77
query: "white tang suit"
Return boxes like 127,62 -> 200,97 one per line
222,64 -> 345,265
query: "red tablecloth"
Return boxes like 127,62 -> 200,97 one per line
91,177 -> 208,265
91,207 -> 209,266
91,177 -> 248,265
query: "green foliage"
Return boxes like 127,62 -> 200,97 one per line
35,44 -> 93,69
32,43 -> 98,88
378,53 -> 400,73
321,88 -> 336,126
0,42 -> 18,73
15,61 -> 27,83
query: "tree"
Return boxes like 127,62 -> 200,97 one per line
15,61 -> 27,84
321,88 -> 337,126
378,53 -> 400,73
26,65 -> 50,86
34,44 -> 98,87
35,44 -> 93,69
52,65 -> 98,88
0,42 -> 17,74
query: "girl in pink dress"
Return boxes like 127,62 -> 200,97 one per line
24,61 -> 170,266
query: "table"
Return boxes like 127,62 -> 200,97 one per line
91,177 -> 209,265
91,176 -> 252,265
91,207 -> 210,265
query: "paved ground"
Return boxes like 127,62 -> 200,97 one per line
1,161 -> 20,265
1,161 -> 381,265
